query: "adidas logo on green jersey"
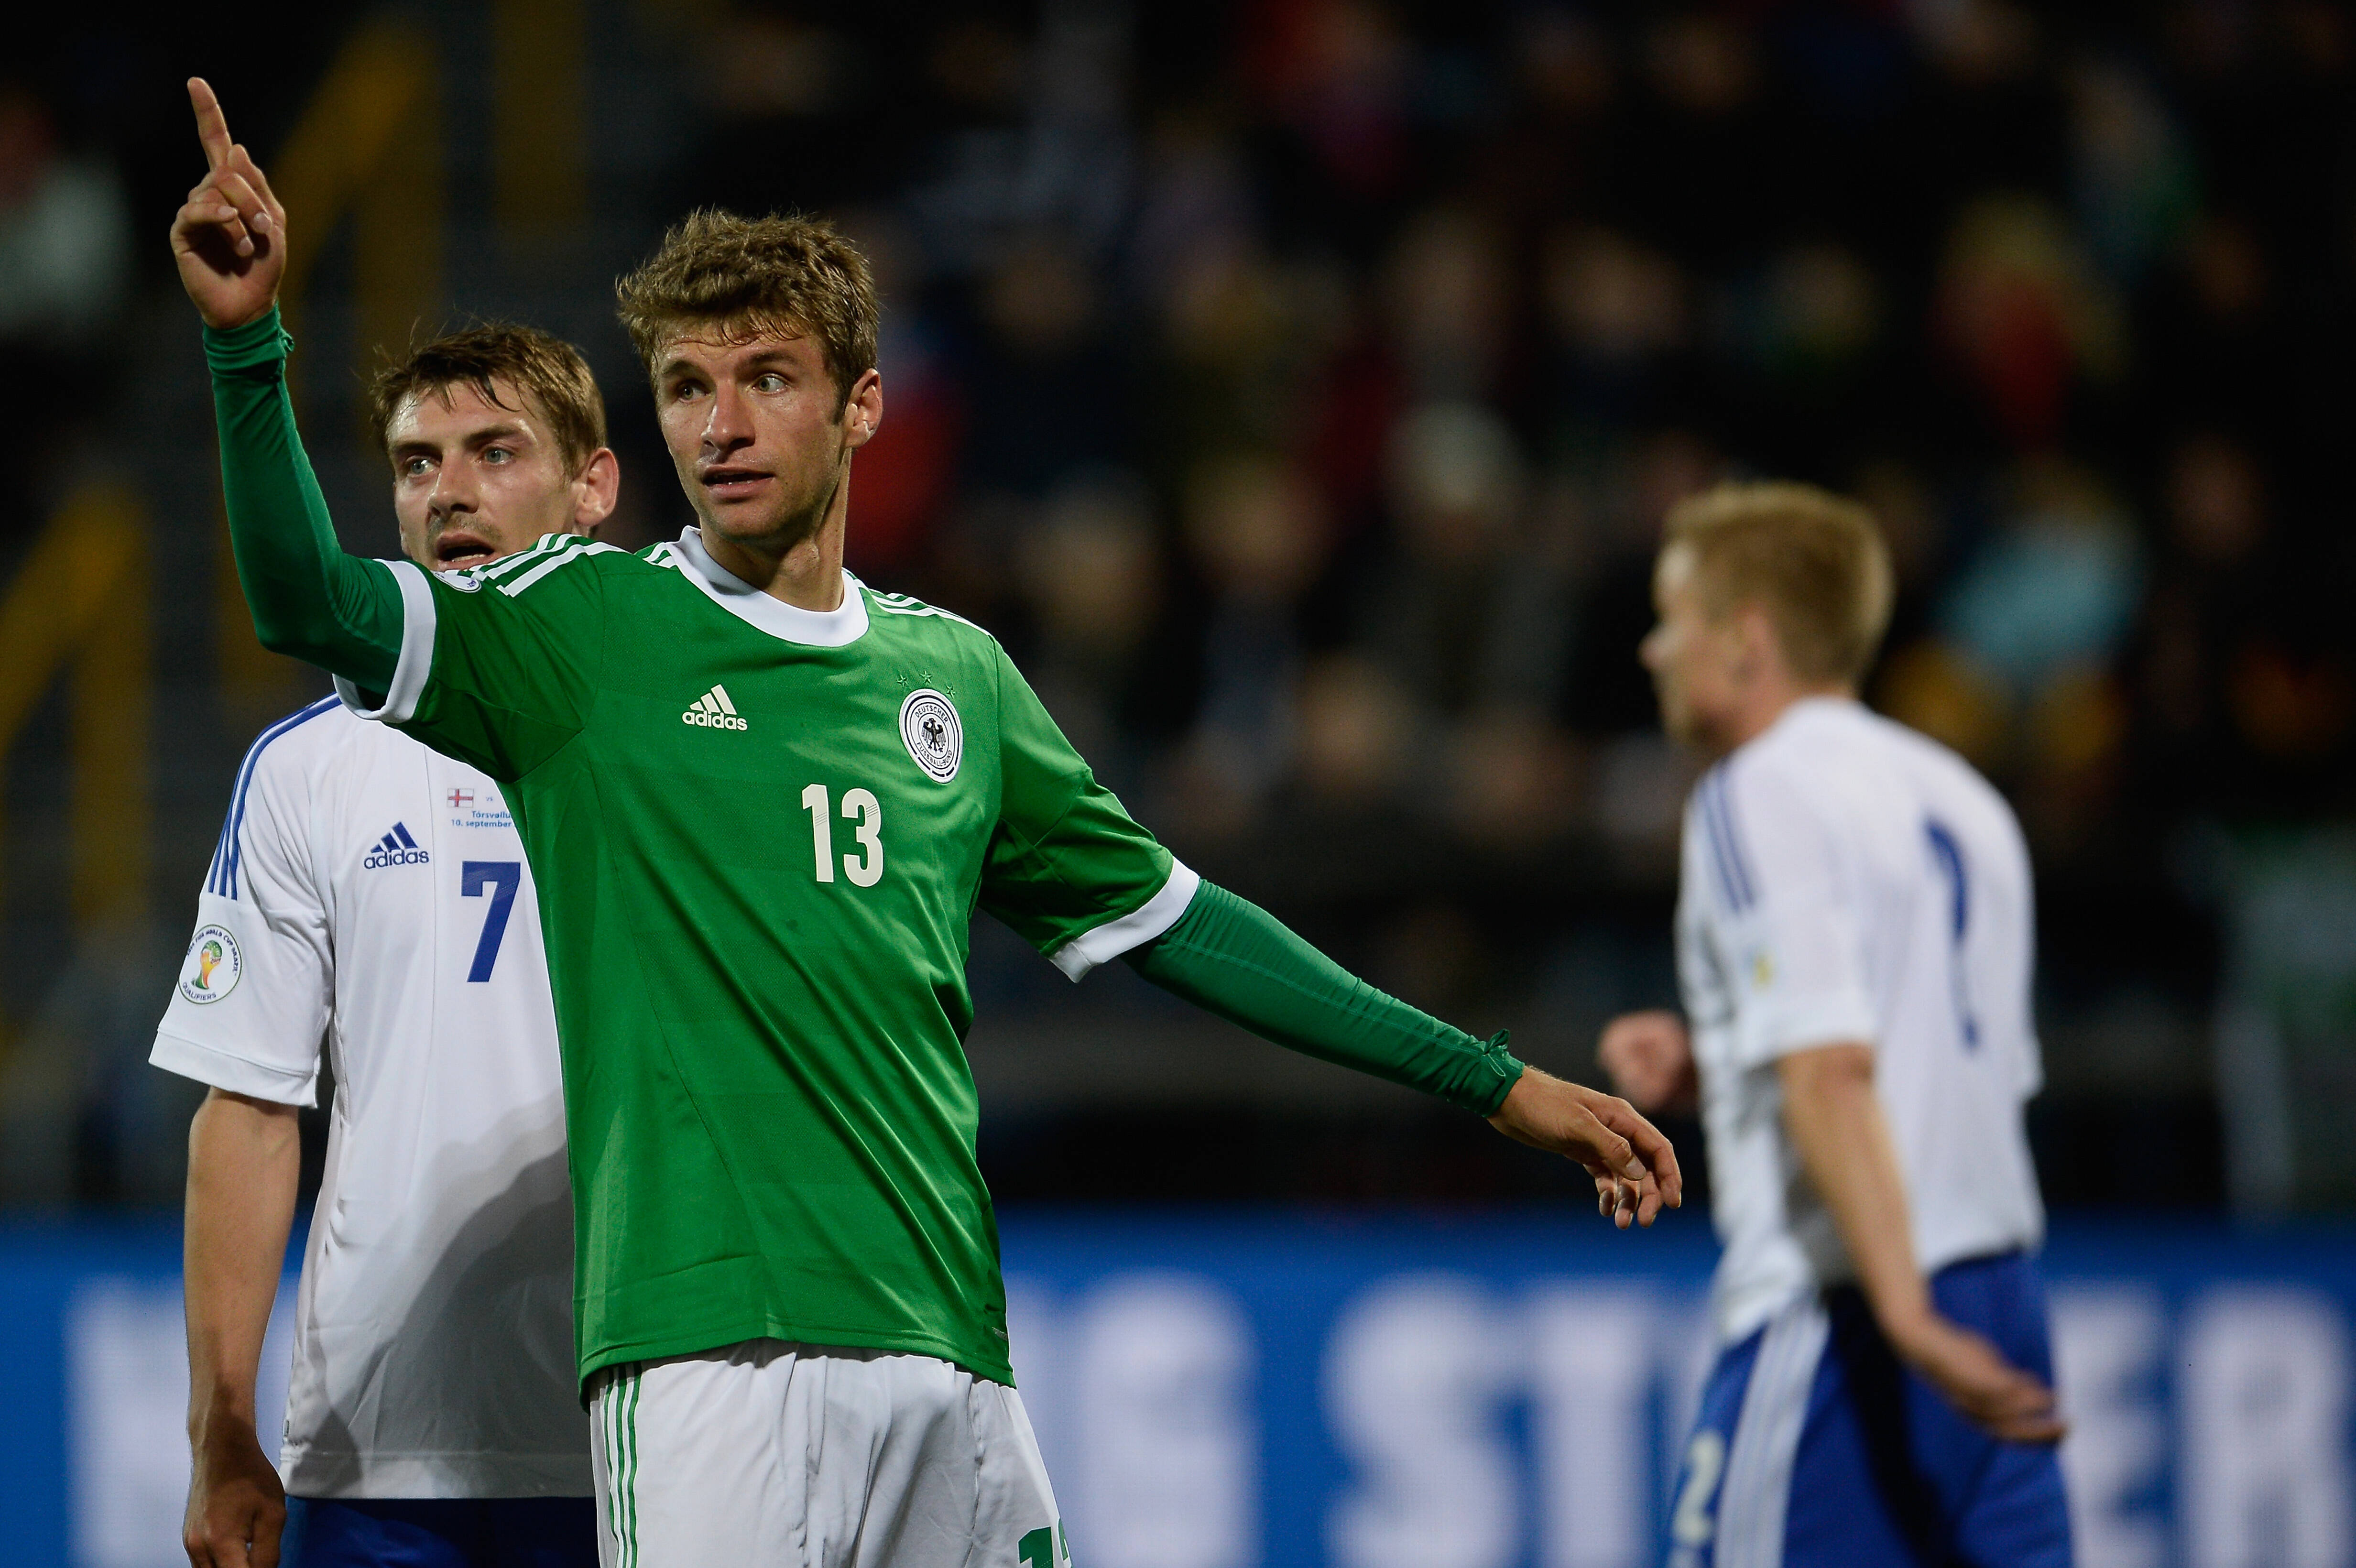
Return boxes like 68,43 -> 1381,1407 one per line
683,685 -> 748,731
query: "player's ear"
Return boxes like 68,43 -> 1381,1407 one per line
843,369 -> 883,450
573,447 -> 621,532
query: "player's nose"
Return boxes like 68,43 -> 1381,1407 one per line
427,472 -> 478,521
702,382 -> 755,449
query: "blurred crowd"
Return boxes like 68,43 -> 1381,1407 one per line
640,0 -> 2355,898
0,78 -> 131,532
640,0 -> 2356,1211
2,1 -> 2353,1204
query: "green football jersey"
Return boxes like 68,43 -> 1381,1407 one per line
360,527 -> 1190,1388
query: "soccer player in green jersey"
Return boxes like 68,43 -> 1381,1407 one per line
174,78 -> 1680,1564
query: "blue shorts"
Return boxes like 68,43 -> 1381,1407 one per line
280,1496 -> 598,1568
1666,1252 -> 2072,1568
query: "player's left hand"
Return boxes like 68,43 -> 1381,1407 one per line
1887,1308 -> 2068,1445
1487,1067 -> 1683,1227
183,1411 -> 287,1567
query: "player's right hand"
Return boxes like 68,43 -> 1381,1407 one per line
1597,1010 -> 1697,1116
183,1417 -> 287,1568
1888,1309 -> 2068,1446
1487,1067 -> 1683,1228
171,78 -> 286,331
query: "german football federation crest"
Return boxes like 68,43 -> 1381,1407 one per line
178,923 -> 243,1004
899,689 -> 962,784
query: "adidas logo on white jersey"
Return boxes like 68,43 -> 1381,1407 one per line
362,821 -> 430,869
682,685 -> 748,731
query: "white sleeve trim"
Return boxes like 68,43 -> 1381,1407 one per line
1049,860 -> 1202,981
1737,990 -> 1879,1067
334,560 -> 437,724
149,1030 -> 319,1107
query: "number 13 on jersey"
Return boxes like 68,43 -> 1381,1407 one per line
801,784 -> 884,887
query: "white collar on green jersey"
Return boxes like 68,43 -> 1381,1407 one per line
672,527 -> 871,647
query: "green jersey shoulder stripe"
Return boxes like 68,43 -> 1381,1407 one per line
499,540 -> 622,598
863,583 -> 983,632
474,534 -> 573,582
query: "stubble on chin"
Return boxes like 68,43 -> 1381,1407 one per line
689,485 -> 811,551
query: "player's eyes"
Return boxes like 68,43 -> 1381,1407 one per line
752,373 -> 786,393
484,446 -> 513,464
402,457 -> 433,478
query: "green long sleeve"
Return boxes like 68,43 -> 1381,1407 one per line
205,307 -> 404,690
1124,882 -> 1526,1115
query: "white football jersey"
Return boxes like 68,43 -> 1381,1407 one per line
152,696 -> 588,1498
1675,697 -> 2046,1344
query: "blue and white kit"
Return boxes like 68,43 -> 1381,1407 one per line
152,697 -> 591,1507
1665,697 -> 2069,1567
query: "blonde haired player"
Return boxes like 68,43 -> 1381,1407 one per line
1601,483 -> 2071,1568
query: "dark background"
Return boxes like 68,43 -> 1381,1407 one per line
2,0 -> 2352,1215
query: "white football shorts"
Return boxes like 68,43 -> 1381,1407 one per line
589,1339 -> 1070,1567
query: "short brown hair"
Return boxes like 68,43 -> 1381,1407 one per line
369,323 -> 608,475
1663,481 -> 1895,684
613,209 -> 878,405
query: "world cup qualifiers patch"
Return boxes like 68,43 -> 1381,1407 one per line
900,688 -> 963,784
179,923 -> 244,1004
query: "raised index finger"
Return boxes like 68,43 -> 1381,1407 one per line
187,77 -> 233,171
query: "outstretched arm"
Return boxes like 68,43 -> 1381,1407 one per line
182,1089 -> 300,1568
1126,882 -> 1681,1226
1779,1044 -> 2062,1442
171,77 -> 404,689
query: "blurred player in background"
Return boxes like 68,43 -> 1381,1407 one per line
173,77 -> 1679,1566
156,323 -> 617,1568
1600,483 -> 2070,1567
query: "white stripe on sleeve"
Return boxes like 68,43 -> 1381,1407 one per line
149,1029 -> 321,1107
334,559 -> 438,725
1049,860 -> 1202,981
